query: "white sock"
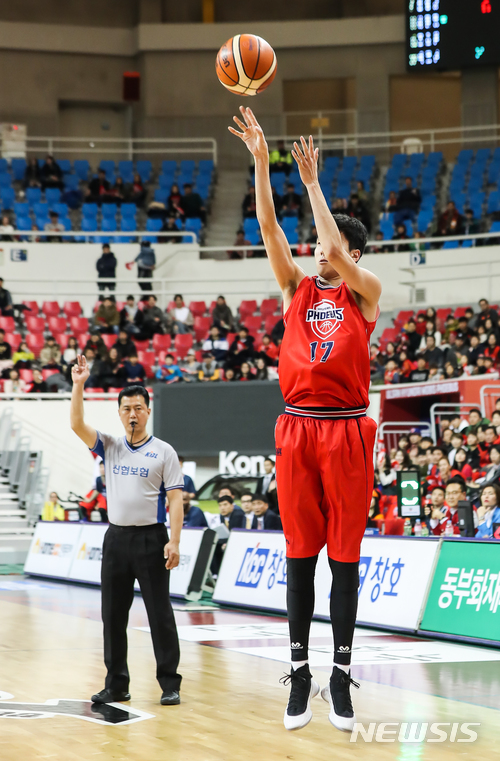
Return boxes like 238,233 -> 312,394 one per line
334,663 -> 350,674
292,660 -> 308,671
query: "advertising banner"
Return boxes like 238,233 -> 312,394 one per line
214,532 -> 441,631
68,524 -> 106,584
420,540 -> 500,642
24,522 -> 82,578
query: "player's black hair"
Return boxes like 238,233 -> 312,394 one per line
218,495 -> 234,504
118,385 -> 150,408
252,492 -> 269,504
446,475 -> 466,490
332,214 -> 368,258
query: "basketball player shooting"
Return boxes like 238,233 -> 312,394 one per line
229,107 -> 381,733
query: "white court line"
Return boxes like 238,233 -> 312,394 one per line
134,622 -> 392,642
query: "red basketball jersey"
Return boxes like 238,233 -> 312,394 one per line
279,276 -> 377,409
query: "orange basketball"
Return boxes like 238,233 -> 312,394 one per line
215,34 -> 277,96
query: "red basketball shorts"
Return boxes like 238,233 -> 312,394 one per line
275,413 -> 377,562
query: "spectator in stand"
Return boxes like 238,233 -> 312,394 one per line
255,356 -> 278,380
156,354 -> 183,384
198,353 -> 220,382
346,194 -> 370,232
475,484 -> 500,538
3,368 -> 25,394
181,183 -> 206,223
442,477 -> 467,535
180,350 -> 200,382
86,169 -> 111,204
161,215 -> 183,244
130,173 -> 146,207
12,341 -> 34,369
84,331 -> 108,360
29,368 -> 48,393
462,208 -> 480,240
438,201 -> 463,237
444,362 -> 459,379
202,326 -> 228,364
403,319 -> 421,359
418,335 -> 443,367
228,229 -> 253,260
392,224 -> 410,252
240,491 -> 255,529
424,485 -> 447,535
384,359 -> 400,384
271,318 -> 285,345
111,176 -> 126,204
242,185 -> 257,218
122,354 -> 145,387
331,198 -> 347,213
134,241 -> 155,292
24,157 -> 42,188
183,491 -> 208,528
257,334 -> 280,366
380,341 -> 397,365
96,243 -> 117,292
167,184 -> 183,216
463,408 -> 489,436
227,327 -> 255,369
83,348 -> 104,388
94,296 -> 120,335
448,432 -> 465,465
141,294 -> 169,338
44,211 -> 65,241
119,295 -> 142,335
178,456 -> 196,497
465,432 -> 481,470
168,294 -> 193,335
485,334 -> 500,366
281,182 -> 302,218
269,139 -> 293,174
451,448 -> 473,482
419,319 -> 442,350
112,330 -> 136,361
40,155 -> 63,190
428,362 -> 442,380
355,180 -> 368,205
41,492 -> 65,522
39,336 -> 62,368
383,190 -> 398,215
0,329 -> 12,362
211,295 -> 234,334
211,495 -> 246,576
482,446 -> 500,486
62,336 -> 79,375
370,344 -> 384,381
0,215 -> 14,241
370,231 -> 391,253
97,347 -> 125,390
238,361 -> 254,381
0,278 -> 13,316
251,493 -> 282,530
476,298 -> 498,330
223,368 -> 237,382
393,177 -> 421,227
397,350 -> 413,381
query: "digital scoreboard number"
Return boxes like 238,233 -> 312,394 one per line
397,470 -> 422,518
406,0 -> 500,71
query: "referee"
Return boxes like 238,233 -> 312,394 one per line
70,355 -> 184,706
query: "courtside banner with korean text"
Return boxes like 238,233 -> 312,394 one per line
214,532 -> 440,631
421,539 -> 500,642
133,527 -> 207,597
68,524 -> 106,584
24,522 -> 82,578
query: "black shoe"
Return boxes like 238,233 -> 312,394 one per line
321,666 -> 359,732
91,688 -> 131,704
161,690 -> 181,705
280,664 -> 320,731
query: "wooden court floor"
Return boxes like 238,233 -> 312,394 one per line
0,576 -> 499,761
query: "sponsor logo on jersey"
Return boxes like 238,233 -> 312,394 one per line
306,299 -> 344,339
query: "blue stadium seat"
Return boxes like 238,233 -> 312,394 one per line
16,216 -> 32,231
461,239 -> 473,248
73,160 -> 90,180
101,203 -> 118,219
468,192 -> 484,218
380,219 -> 394,239
319,169 -> 335,185
246,230 -> 261,245
26,187 -> 42,207
136,160 -> 152,183
420,180 -> 437,196
81,217 -> 97,234
35,215 -> 50,230
185,218 -> 202,232
82,203 -> 98,218
408,152 -> 425,168
243,218 -> 260,234
467,175 -> 484,193
99,160 -> 116,177
420,194 -> 436,210
0,188 -> 15,209
198,160 -> 214,176
118,161 -> 134,183
443,240 -> 461,249
270,171 -> 286,193
360,154 -> 376,169
53,202 -> 69,217
45,188 -> 61,207
476,148 -> 491,163
58,159 -> 71,174
403,219 -> 414,237
0,159 -> 8,173
180,160 -> 196,175
320,181 -> 333,200
337,169 -> 354,185
121,202 -> 137,218
391,154 -> 407,171
335,183 -> 351,200
154,189 -> 168,204
158,173 -> 176,189
416,210 -> 433,233
10,158 -> 26,181
161,160 -> 178,174
177,173 -> 194,189
63,174 -> 80,190
490,220 -> 500,233
146,218 -> 162,232
101,218 -> 117,232
385,168 -> 400,184
13,201 -> 29,217
457,149 -> 473,165
120,217 -> 137,232
0,173 -> 12,188
449,192 -> 466,212
285,231 -> 299,245
33,202 -> 49,217
426,151 -> 443,165
193,183 -> 210,202
323,156 -> 340,173
487,190 -> 500,214
281,217 -> 298,233
487,161 -> 500,185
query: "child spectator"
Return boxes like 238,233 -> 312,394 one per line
123,354 -> 145,386
198,354 -> 220,382
156,354 -> 183,384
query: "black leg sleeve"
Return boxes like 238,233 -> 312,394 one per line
286,555 -> 318,662
328,557 -> 359,666
101,528 -> 136,692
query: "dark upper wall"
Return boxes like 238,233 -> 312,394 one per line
0,0 -> 139,27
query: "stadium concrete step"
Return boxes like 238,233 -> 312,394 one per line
0,527 -> 34,535
204,169 -> 249,252
0,517 -> 30,530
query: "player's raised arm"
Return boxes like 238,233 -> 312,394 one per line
70,355 -> 98,449
229,107 -> 305,306
292,135 -> 381,319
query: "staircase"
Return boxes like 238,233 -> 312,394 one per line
0,475 -> 34,565
204,169 -> 249,254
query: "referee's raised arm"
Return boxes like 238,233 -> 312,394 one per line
70,355 -> 98,449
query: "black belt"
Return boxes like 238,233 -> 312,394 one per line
108,522 -> 165,531
284,403 -> 367,420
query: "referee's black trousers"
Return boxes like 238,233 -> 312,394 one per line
101,523 -> 182,693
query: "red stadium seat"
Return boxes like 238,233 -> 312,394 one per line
25,334 -> 45,356
264,315 -> 281,335
101,334 -> 116,350
19,369 -> 33,382
85,388 -> 105,394
0,316 -> 15,332
22,300 -> 39,315
436,307 -> 452,331
189,301 -> 207,318
77,333 -> 90,350
174,333 -> 193,359
47,317 -> 67,335
254,332 -> 265,347
116,301 -> 125,311
393,309 -> 413,330
226,332 -> 237,346
195,350 -> 203,362
384,518 -> 405,536
239,300 -> 257,319
194,316 -> 211,342
70,317 -> 89,335
152,334 -> 171,352
5,333 -> 21,349
107,387 -> 123,394
133,339 -> 150,353
379,327 -> 397,350
243,315 -> 262,334
138,351 -> 156,366
167,300 -> 176,312
25,317 -> 45,334
143,363 -> 155,379
42,369 -> 60,381
454,306 -> 472,319
260,298 -> 279,317
63,301 -> 82,318
41,301 -> 60,317
54,333 -> 69,351
209,300 -> 217,314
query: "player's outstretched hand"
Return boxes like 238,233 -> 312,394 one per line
71,355 -> 90,386
228,106 -> 268,158
292,135 -> 319,187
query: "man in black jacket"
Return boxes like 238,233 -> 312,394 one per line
40,155 -> 63,190
251,494 -> 282,530
112,330 -> 137,361
395,176 -> 421,226
96,244 -> 117,291
256,457 -> 278,513
211,495 -> 245,576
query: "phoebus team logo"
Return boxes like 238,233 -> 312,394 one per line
306,299 -> 344,339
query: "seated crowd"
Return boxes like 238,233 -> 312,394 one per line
374,404 -> 500,539
372,298 -> 500,385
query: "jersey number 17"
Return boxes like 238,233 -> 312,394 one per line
310,341 -> 334,363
